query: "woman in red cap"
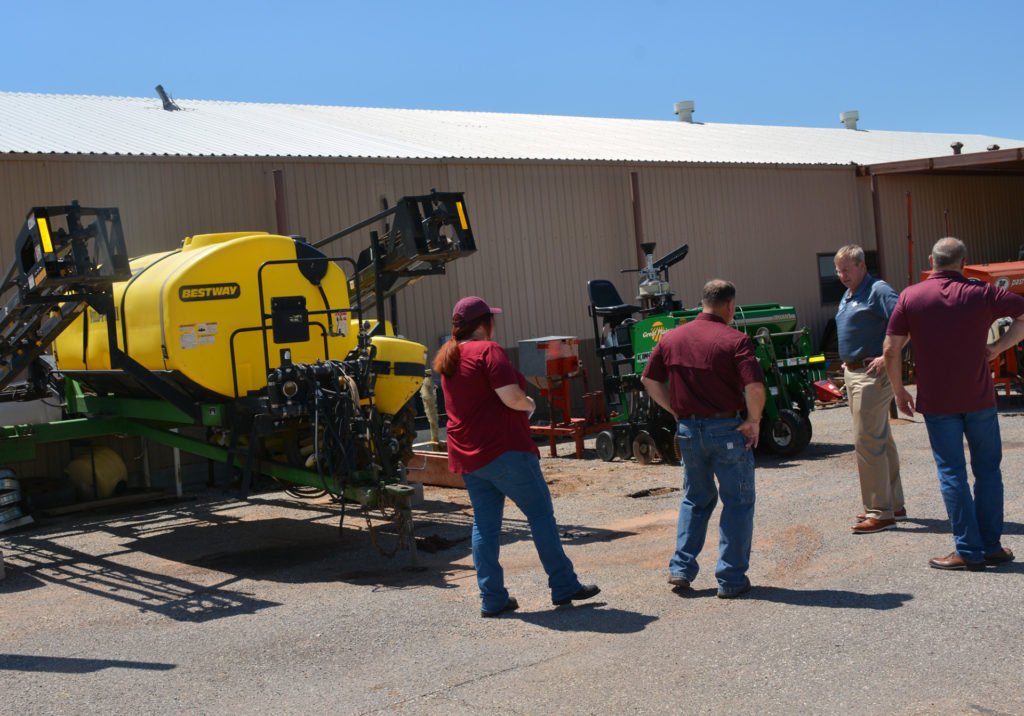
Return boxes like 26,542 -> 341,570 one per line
434,296 -> 600,617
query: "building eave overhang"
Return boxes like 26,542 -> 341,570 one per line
857,147 -> 1024,177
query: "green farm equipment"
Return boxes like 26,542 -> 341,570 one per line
587,242 -> 825,462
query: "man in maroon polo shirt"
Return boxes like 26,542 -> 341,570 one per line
642,279 -> 766,598
884,237 -> 1024,571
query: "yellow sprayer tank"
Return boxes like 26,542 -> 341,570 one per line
52,231 -> 426,415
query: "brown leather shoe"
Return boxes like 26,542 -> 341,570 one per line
928,552 -> 985,571
985,547 -> 1015,565
856,507 -> 907,522
851,517 -> 896,534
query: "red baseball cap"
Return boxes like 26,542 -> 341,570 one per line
452,296 -> 502,325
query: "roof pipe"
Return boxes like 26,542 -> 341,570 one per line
155,85 -> 180,112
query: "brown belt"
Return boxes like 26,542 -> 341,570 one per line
844,357 -> 877,370
681,411 -> 741,420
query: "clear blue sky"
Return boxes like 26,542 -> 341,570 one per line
4,0 -> 1022,138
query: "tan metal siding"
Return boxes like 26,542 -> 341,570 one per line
1,155 -> 878,354
0,156 -> 279,269
874,175 -> 1024,289
426,162 -> 636,346
636,164 -> 869,339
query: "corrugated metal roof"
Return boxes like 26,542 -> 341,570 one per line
1,91 -> 1021,165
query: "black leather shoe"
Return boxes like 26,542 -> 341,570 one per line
481,597 -> 519,618
553,584 -> 600,606
928,552 -> 985,571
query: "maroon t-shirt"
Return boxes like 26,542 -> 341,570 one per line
441,340 -> 539,474
642,313 -> 764,417
887,270 -> 1024,415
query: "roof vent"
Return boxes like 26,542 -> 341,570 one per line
839,110 -> 859,130
155,84 -> 181,112
950,141 -> 964,155
988,144 -> 1001,151
673,100 -> 695,123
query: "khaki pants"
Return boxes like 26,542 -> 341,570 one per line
845,367 -> 904,520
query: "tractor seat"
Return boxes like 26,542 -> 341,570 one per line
588,279 -> 642,324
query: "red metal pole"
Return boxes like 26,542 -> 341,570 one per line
906,192 -> 913,285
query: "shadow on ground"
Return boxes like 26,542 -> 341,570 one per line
0,534 -> 281,622
0,654 -> 175,673
899,518 -> 1024,536
747,586 -> 914,609
0,491 -> 635,620
757,441 -> 854,470
514,602 -> 658,633
676,585 -> 914,609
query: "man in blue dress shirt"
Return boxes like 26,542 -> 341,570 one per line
834,245 -> 905,534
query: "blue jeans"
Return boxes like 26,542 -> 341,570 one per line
923,407 -> 1004,561
462,451 -> 582,612
669,418 -> 756,592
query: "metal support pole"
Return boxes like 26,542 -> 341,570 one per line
141,438 -> 152,488
630,171 -> 646,268
172,429 -> 182,498
273,169 -> 289,235
869,174 -> 886,281
370,231 -> 386,325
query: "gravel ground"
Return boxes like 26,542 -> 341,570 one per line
2,391 -> 1024,715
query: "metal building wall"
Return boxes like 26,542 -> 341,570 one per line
372,160 -> 878,372
383,161 -> 874,348
277,159 -> 637,350
634,164 -> 872,340
872,174 -> 1024,290
6,153 -> 1023,481
0,156 -> 282,251
1,154 -> 878,350
0,152 -> 920,479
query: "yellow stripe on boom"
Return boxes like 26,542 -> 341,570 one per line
455,201 -> 468,230
38,216 -> 53,254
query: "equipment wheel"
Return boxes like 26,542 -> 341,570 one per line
632,431 -> 657,465
761,409 -> 812,456
785,392 -> 814,444
595,430 -> 617,462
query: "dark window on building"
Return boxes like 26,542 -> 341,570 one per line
818,251 -> 880,304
